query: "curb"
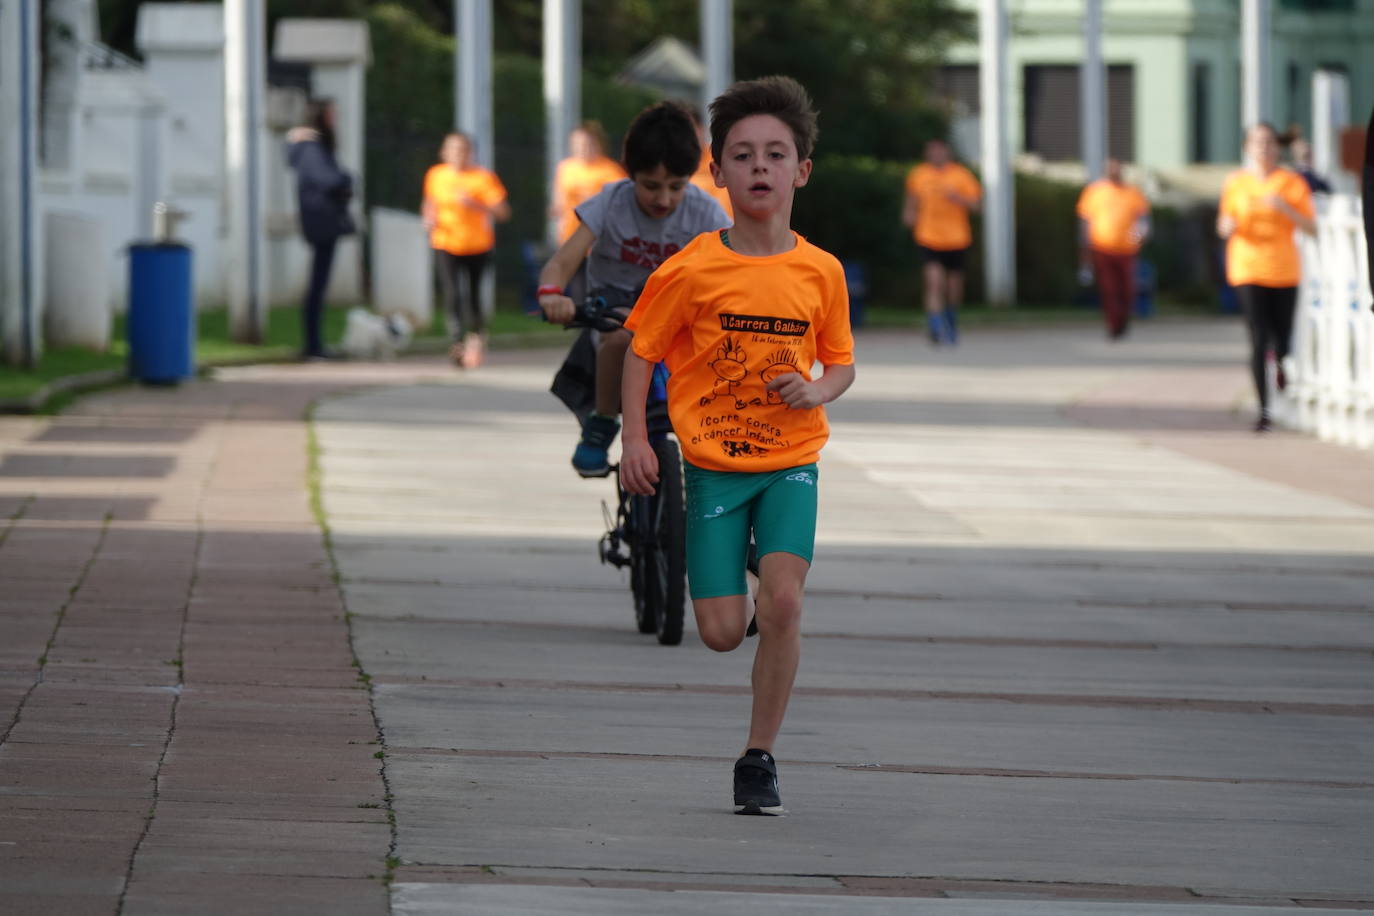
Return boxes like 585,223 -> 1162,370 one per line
0,330 -> 567,416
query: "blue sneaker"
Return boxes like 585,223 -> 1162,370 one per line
942,308 -> 959,345
926,313 -> 947,345
572,414 -> 620,478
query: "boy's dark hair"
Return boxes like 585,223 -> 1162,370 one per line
622,101 -> 701,177
709,76 -> 818,165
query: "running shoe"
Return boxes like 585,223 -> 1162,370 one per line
571,414 -> 620,478
733,749 -> 784,815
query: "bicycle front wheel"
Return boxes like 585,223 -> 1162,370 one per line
645,438 -> 686,645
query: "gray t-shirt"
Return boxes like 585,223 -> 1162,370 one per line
575,180 -> 730,298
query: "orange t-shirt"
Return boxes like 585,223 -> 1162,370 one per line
553,155 -> 627,242
625,231 -> 854,473
690,148 -> 734,220
905,162 -> 981,251
424,164 -> 507,256
1219,167 -> 1314,288
1076,180 -> 1151,256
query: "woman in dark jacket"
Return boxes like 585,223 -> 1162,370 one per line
287,99 -> 353,359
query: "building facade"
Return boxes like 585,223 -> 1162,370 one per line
939,0 -> 1374,169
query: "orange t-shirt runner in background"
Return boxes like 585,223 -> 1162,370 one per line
905,162 -> 981,251
1076,181 -> 1150,256
625,231 -> 854,473
424,164 -> 508,255
1219,168 -> 1315,288
553,155 -> 627,243
691,148 -> 734,220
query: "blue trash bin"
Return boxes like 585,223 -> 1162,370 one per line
842,260 -> 867,329
128,243 -> 195,384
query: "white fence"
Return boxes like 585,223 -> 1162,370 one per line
1279,194 -> 1374,448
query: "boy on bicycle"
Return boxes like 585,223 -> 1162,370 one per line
620,77 -> 856,814
537,101 -> 730,477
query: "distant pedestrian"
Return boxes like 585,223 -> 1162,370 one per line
902,139 -> 981,346
1288,138 -> 1332,194
1077,157 -> 1151,339
550,123 -> 627,244
1217,122 -> 1316,433
422,132 -> 510,369
287,99 -> 354,361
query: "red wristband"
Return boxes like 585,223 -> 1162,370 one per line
537,284 -> 563,297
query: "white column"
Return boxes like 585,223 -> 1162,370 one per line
1,0 -> 41,366
1311,69 -> 1350,183
700,0 -> 733,121
1241,0 -> 1271,128
543,0 -> 580,246
1081,0 -> 1106,179
980,0 -> 1015,307
456,0 -> 496,321
456,0 -> 494,166
224,0 -> 268,343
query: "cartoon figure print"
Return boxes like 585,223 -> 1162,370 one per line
700,336 -> 753,409
759,348 -> 800,405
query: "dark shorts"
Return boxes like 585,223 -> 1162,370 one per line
917,245 -> 968,272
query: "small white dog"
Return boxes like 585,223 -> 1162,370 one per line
340,307 -> 413,361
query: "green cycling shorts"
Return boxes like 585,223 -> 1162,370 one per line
683,461 -> 819,599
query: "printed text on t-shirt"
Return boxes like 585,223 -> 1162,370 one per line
718,313 -> 811,336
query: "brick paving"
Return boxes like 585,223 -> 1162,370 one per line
0,361 -> 448,915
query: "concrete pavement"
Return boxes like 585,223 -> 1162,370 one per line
315,319 -> 1374,912
1,317 -> 1372,913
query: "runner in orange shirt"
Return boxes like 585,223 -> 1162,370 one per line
422,132 -> 510,368
622,77 -> 855,816
902,139 -> 981,345
550,122 -> 627,243
1077,157 -> 1151,339
1217,122 -> 1315,432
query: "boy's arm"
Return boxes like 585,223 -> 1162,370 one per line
619,350 -> 659,495
537,224 -> 596,323
766,362 -> 855,410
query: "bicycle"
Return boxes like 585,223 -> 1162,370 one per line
549,290 -> 686,646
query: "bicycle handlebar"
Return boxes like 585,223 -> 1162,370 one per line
540,288 -> 639,334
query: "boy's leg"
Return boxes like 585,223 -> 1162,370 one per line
944,259 -> 964,343
572,326 -> 629,476
594,327 -> 632,416
923,260 -> 947,343
693,594 -> 750,653
744,550 -> 808,752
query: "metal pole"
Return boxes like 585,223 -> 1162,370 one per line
18,0 -> 38,366
455,0 -> 494,166
455,0 -> 496,319
543,0 -> 580,246
1241,0 -> 1271,128
1081,0 -> 1106,180
224,0 -> 266,343
700,0 -> 733,123
980,0 -> 1015,307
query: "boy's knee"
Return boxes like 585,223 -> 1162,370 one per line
757,584 -> 803,633
699,624 -> 744,653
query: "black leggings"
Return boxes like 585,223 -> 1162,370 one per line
435,250 -> 489,340
1234,283 -> 1297,413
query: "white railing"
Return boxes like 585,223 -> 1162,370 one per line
1279,194 -> 1374,449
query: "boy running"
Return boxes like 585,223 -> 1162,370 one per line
620,76 -> 856,815
538,102 -> 730,477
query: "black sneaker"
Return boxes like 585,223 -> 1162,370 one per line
733,749 -> 784,815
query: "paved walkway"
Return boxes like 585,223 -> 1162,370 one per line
2,318 -> 1373,913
